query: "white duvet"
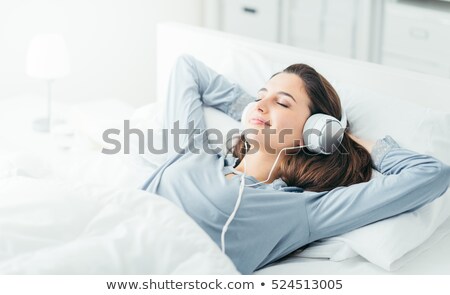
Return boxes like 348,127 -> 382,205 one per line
0,151 -> 239,274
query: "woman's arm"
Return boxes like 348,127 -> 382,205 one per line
163,55 -> 254,157
305,136 -> 450,242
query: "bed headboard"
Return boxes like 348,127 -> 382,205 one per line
156,22 -> 450,112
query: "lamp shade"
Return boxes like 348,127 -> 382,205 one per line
26,33 -> 70,79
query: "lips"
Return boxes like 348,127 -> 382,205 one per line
249,117 -> 271,126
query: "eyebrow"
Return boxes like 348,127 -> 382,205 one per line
258,87 -> 297,103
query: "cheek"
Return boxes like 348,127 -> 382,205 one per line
242,105 -> 258,128
272,117 -> 303,146
276,116 -> 304,136
274,115 -> 309,145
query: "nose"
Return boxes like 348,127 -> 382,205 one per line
255,97 -> 269,113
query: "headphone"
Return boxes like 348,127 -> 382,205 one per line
240,101 -> 347,155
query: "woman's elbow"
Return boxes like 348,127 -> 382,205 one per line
427,160 -> 450,200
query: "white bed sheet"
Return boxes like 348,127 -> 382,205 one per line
0,149 -> 240,275
0,95 -> 241,276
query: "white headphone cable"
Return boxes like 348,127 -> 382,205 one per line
220,142 -> 308,253
221,141 -> 248,253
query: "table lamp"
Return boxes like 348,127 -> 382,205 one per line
26,33 -> 70,132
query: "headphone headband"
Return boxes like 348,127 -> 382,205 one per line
340,108 -> 347,129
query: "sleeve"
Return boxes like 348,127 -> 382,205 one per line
163,54 -> 254,157
305,136 -> 450,242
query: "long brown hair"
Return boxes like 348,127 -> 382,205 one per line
232,63 -> 372,192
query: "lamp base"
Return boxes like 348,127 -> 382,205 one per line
32,118 -> 50,132
32,117 -> 66,133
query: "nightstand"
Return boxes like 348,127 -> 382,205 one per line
0,95 -> 75,155
0,95 -> 137,156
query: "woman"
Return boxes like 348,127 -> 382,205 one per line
141,54 -> 450,274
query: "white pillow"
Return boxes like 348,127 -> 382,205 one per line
298,190 -> 450,270
66,99 -> 136,152
129,101 -> 168,167
129,102 -> 241,165
295,83 -> 450,270
333,81 -> 450,165
217,46 -> 279,96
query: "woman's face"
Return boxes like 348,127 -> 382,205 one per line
244,72 -> 312,153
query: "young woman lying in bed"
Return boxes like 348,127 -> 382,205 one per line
141,54 -> 450,275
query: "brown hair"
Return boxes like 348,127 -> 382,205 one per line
232,64 -> 372,192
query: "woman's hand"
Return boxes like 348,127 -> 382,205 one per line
347,133 -> 374,154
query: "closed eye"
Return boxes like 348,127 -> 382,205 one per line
258,88 -> 297,103
255,98 -> 290,108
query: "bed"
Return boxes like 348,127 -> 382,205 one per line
0,22 -> 449,275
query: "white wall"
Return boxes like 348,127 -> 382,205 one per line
0,0 -> 203,106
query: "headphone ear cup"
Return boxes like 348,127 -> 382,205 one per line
303,113 -> 345,154
241,101 -> 257,125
